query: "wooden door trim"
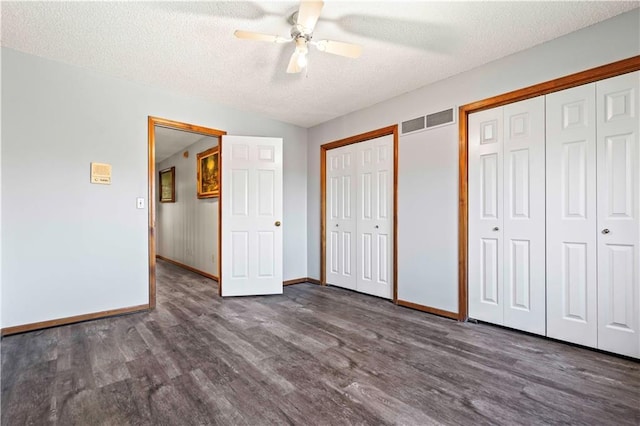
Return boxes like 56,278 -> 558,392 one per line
218,136 -> 223,296
148,116 -> 226,308
320,125 -> 399,302
458,55 -> 640,321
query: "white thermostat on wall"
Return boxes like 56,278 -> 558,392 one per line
91,162 -> 112,185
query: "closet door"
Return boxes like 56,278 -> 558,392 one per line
546,84 -> 598,347
503,97 -> 546,335
326,145 -> 357,290
596,71 -> 639,358
468,107 -> 504,324
356,135 -> 394,299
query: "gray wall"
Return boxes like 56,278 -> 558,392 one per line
307,9 -> 640,313
156,136 -> 219,276
1,48 -> 308,328
0,50 -> 3,327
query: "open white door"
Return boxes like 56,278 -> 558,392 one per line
220,135 -> 283,297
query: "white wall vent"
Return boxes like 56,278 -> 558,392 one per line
401,107 -> 456,135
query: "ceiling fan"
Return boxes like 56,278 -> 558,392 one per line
234,0 -> 362,74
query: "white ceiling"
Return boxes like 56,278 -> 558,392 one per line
155,126 -> 219,164
1,1 -> 638,128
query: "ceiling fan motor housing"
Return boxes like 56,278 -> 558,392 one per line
291,25 -> 312,42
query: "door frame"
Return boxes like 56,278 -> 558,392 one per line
457,56 -> 640,321
320,125 -> 399,302
147,116 -> 226,308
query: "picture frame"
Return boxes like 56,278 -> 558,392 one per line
197,146 -> 219,198
159,167 -> 176,203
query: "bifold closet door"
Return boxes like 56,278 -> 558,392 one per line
546,72 -> 640,357
595,71 -> 639,358
468,98 -> 546,334
326,136 -> 394,299
356,135 -> 394,299
468,106 -> 504,325
546,83 -> 598,348
502,98 -> 546,335
326,144 -> 357,290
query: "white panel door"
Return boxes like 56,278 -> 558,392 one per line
356,135 -> 394,299
221,136 -> 283,296
503,97 -> 546,335
546,84 -> 598,347
596,71 -> 640,358
468,107 -> 504,325
326,144 -> 357,290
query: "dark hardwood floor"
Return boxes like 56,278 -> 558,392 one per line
2,260 -> 639,425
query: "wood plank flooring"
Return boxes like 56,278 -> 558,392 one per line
2,260 -> 639,425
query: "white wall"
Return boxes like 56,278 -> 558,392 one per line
307,9 -> 640,313
0,48 -> 3,329
1,47 -> 308,328
156,135 -> 219,276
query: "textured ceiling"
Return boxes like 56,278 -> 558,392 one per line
1,1 -> 638,128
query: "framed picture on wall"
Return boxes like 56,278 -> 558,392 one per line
159,167 -> 176,203
197,146 -> 219,198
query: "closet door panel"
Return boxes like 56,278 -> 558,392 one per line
596,71 -> 639,358
503,97 -> 546,335
546,84 -> 598,347
356,135 -> 394,299
326,145 -> 357,290
469,107 -> 504,324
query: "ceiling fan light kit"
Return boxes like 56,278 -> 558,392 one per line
234,0 -> 362,74
295,38 -> 308,66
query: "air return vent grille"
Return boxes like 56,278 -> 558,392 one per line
427,108 -> 454,128
401,116 -> 425,134
401,107 -> 456,135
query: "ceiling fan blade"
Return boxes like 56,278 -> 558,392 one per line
296,0 -> 324,33
314,40 -> 362,58
286,51 -> 303,74
234,30 -> 291,43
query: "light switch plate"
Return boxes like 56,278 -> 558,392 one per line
137,198 -> 145,209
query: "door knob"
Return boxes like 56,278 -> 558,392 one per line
493,227 -> 500,231
375,225 -> 379,229
275,221 -> 281,227
602,228 -> 610,234
335,224 -> 339,227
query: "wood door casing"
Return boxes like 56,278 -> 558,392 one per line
148,116 -> 226,308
